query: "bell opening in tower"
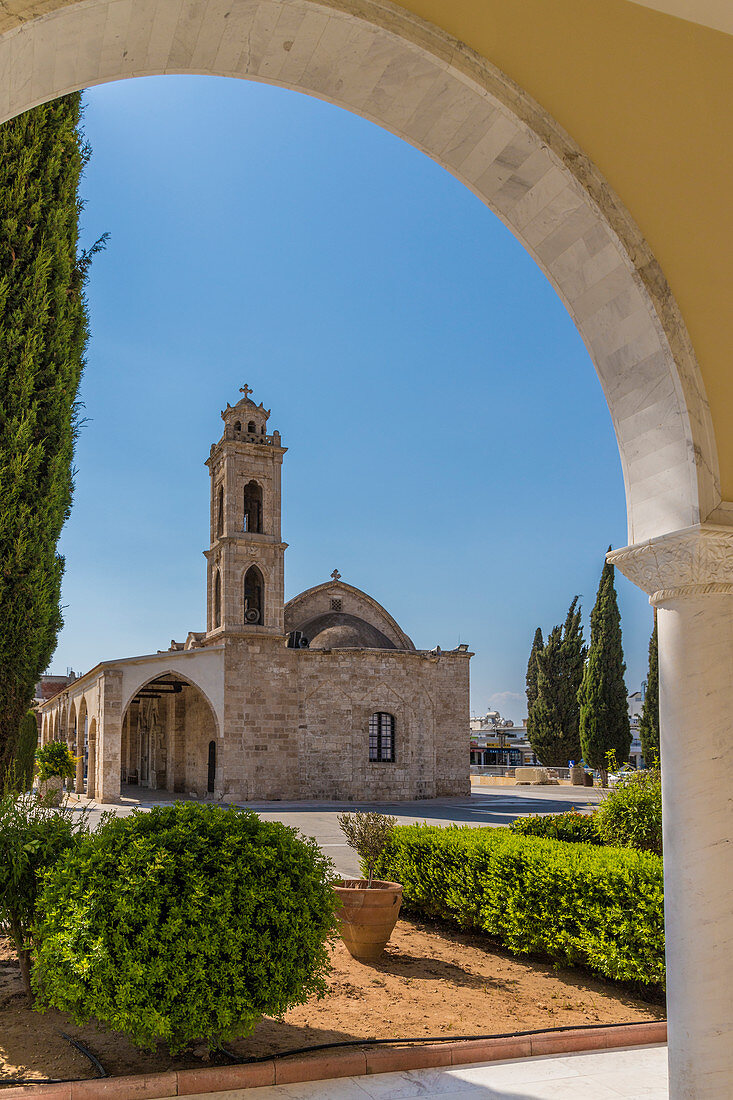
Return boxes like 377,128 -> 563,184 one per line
243,480 -> 263,533
244,565 -> 264,625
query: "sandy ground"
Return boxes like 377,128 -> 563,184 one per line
0,921 -> 664,1086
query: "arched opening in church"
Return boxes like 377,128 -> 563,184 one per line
216,485 -> 224,538
213,569 -> 222,628
247,420 -> 256,434
207,740 -> 216,793
120,673 -> 218,796
243,480 -> 263,533
244,565 -> 264,624
87,718 -> 97,798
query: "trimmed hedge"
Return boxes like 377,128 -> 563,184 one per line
510,810 -> 601,845
372,824 -> 664,988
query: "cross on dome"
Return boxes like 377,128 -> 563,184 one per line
240,384 -> 253,399
331,569 -> 341,581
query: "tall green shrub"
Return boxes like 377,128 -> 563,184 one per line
528,598 -> 586,766
373,824 -> 664,988
0,94 -> 103,775
12,711 -> 38,792
0,787 -> 86,1000
596,769 -> 662,855
639,617 -> 660,765
578,553 -> 631,780
34,802 -> 337,1052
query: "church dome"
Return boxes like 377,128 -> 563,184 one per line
307,614 -> 396,650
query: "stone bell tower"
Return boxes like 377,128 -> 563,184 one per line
204,385 -> 287,637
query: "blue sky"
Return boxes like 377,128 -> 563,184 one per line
52,74 -> 653,717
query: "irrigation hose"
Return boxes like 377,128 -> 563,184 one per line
1,1031 -> 108,1086
1,1018 -> 666,1086
217,1017 -> 666,1065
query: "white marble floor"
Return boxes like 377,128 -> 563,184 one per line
179,1045 -> 668,1099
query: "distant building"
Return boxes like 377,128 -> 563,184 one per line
627,685 -> 646,768
34,672 -> 75,706
470,710 -> 537,767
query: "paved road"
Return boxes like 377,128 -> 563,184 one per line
66,785 -> 602,878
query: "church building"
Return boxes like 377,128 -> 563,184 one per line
38,387 -> 471,804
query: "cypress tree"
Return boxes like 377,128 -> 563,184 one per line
639,614 -> 660,765
0,94 -> 102,774
525,626 -> 543,715
528,598 -> 586,766
578,552 -> 631,781
13,711 -> 39,792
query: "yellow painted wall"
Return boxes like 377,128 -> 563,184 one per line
396,0 -> 733,498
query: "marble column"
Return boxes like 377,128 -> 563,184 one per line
609,525 -> 733,1099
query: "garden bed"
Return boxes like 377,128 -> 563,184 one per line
0,919 -> 664,1086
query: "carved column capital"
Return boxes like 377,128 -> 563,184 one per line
608,524 -> 733,605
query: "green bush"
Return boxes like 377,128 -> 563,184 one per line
0,788 -> 87,1000
33,802 -> 337,1052
36,741 -> 76,781
596,769 -> 662,855
372,824 -> 664,988
510,810 -> 602,845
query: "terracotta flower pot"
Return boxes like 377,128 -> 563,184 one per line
333,879 -> 403,961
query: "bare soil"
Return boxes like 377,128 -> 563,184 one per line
0,921 -> 664,1086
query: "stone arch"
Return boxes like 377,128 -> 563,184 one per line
122,669 -> 221,736
0,0 -> 719,544
121,671 -> 220,795
76,696 -> 88,794
286,580 -> 415,650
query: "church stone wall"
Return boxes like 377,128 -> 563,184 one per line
217,636 -> 470,802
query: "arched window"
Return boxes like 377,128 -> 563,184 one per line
243,480 -> 263,533
247,420 -> 256,434
207,740 -> 216,793
216,485 -> 224,538
369,713 -> 395,763
233,420 -> 241,432
244,565 -> 264,625
214,569 -> 222,628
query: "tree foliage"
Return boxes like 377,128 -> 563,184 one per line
34,802 -> 337,1052
525,626 -> 543,714
578,554 -> 631,775
10,711 -> 38,793
36,740 -> 77,781
527,598 -> 587,766
0,93 -> 102,775
0,786 -> 87,999
639,616 -> 660,765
